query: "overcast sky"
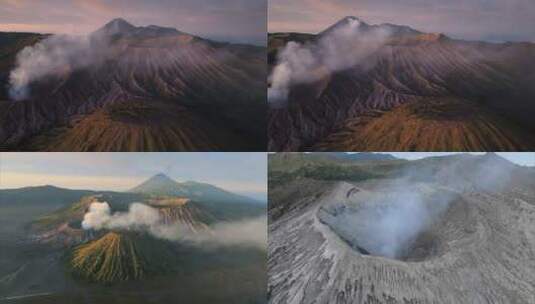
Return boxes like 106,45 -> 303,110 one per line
0,153 -> 267,201
384,152 -> 535,166
0,0 -> 266,45
269,0 -> 535,42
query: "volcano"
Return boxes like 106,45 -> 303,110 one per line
70,231 -> 176,283
30,191 -> 212,246
129,173 -> 183,195
268,17 -> 535,151
130,173 -> 261,207
0,18 -> 266,151
20,174 -> 265,285
268,153 -> 535,303
28,192 -> 211,283
0,173 -> 266,301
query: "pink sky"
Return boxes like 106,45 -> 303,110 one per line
0,0 -> 266,44
268,0 -> 535,42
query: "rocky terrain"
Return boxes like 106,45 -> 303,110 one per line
268,153 -> 535,303
0,18 -> 266,151
268,17 -> 535,151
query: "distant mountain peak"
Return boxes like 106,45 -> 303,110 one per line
144,173 -> 177,184
99,18 -> 136,35
95,18 -> 182,38
128,174 -> 257,204
129,173 -> 180,194
340,16 -> 362,23
107,18 -> 133,26
320,16 -> 424,38
319,16 -> 368,36
152,172 -> 171,179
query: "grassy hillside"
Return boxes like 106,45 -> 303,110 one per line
268,153 -> 406,188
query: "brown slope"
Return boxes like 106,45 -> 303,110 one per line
21,100 -> 254,151
268,27 -> 535,151
314,98 -> 535,151
70,232 -> 175,283
147,196 -> 214,232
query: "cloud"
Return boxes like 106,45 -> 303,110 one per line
0,23 -> 77,34
2,0 -> 30,9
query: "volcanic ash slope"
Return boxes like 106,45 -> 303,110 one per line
0,19 -> 266,151
268,17 -> 535,151
268,181 -> 535,304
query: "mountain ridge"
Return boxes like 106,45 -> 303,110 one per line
95,18 -> 184,38
129,173 -> 261,205
318,16 -> 425,38
0,18 -> 267,151
268,16 -> 535,151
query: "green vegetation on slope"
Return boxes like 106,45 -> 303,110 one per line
268,153 -> 407,188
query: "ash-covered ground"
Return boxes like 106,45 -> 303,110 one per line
268,153 -> 535,304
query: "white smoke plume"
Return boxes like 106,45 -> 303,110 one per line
356,185 -> 453,258
324,153 -> 521,259
82,201 -> 267,250
8,34 -> 111,101
82,201 -> 161,231
268,18 -> 391,107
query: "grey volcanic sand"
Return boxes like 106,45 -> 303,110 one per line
268,180 -> 535,304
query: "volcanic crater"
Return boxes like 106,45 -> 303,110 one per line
268,161 -> 535,304
317,186 -> 475,262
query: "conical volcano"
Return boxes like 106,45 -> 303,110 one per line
70,231 -> 176,283
130,173 -> 182,195
96,18 -> 136,36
